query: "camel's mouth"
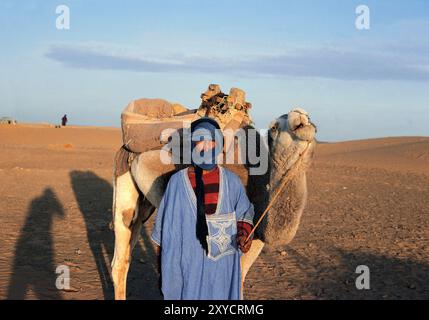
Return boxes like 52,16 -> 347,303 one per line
293,123 -> 305,131
290,122 -> 317,141
292,122 -> 313,132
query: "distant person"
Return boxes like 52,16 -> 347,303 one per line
61,114 -> 68,126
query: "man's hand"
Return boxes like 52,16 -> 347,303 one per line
237,234 -> 252,253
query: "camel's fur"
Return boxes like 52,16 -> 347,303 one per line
111,108 -> 316,299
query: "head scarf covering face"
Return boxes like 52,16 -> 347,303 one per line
190,119 -> 223,171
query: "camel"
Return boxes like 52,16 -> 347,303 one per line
110,106 -> 317,300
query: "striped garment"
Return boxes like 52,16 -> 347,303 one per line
187,165 -> 253,237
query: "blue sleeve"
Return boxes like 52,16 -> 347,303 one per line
234,175 -> 255,226
150,179 -> 172,246
150,173 -> 184,299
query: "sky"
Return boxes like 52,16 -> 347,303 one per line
0,0 -> 428,141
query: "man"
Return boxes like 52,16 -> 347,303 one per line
61,114 -> 68,126
151,117 -> 254,300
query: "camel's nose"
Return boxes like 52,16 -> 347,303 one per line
288,109 -> 310,131
300,114 -> 309,126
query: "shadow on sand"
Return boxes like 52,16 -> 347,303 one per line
7,188 -> 65,299
284,246 -> 429,299
70,170 -> 161,299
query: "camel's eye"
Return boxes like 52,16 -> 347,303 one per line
270,121 -> 279,133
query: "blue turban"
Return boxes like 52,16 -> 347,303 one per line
190,117 -> 223,171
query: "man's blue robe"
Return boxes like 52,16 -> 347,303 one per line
151,166 -> 255,300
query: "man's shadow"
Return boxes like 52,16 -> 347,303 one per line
7,188 -> 64,299
70,171 -> 161,299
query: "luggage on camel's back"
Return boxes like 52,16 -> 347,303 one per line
120,84 -> 253,154
121,98 -> 196,153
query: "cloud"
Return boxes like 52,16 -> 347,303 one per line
45,42 -> 429,81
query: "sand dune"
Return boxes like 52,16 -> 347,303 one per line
0,124 -> 121,148
317,137 -> 429,174
0,124 -> 428,299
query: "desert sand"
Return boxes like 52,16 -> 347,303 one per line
0,124 -> 428,299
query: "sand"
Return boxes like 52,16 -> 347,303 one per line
0,124 -> 428,300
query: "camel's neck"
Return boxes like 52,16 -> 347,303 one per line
268,142 -> 303,188
260,140 -> 313,246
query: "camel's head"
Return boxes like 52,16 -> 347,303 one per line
268,108 -> 316,150
267,108 -> 316,172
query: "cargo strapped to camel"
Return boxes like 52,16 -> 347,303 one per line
121,98 -> 195,153
120,84 -> 253,154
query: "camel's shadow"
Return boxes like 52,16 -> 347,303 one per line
70,171 -> 162,300
285,246 -> 429,299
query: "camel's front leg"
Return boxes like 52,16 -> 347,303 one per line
111,171 -> 139,300
240,239 -> 265,299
